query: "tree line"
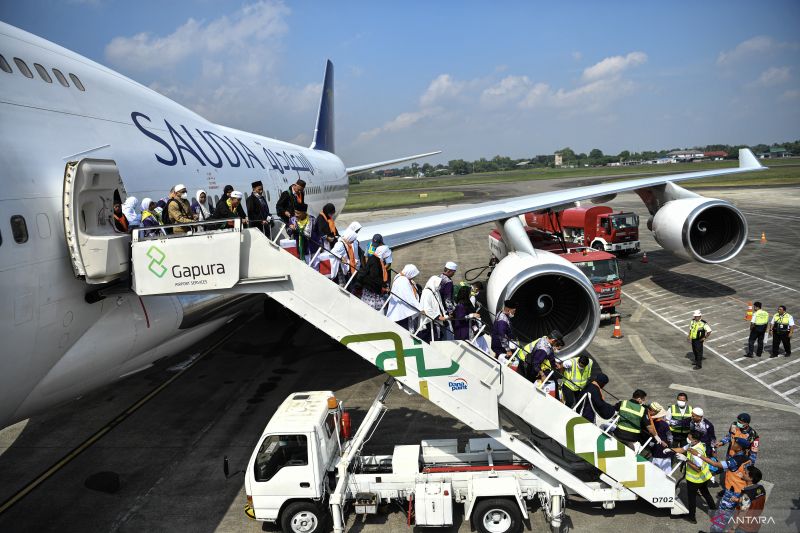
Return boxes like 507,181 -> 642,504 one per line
350,140 -> 798,182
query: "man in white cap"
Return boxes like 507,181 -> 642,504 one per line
167,183 -> 198,234
439,261 -> 458,340
688,310 -> 712,369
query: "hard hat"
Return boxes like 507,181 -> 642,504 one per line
692,310 -> 702,317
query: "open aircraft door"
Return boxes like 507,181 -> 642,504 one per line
62,159 -> 131,284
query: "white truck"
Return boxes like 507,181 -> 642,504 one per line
242,381 -> 566,533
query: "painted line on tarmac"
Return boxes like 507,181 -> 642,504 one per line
0,318 -> 252,517
630,303 -> 647,323
771,374 -> 799,388
783,385 -> 800,396
743,357 -> 775,370
716,265 -> 799,294
625,290 -> 800,411
668,384 -> 800,415
628,334 -> 691,374
741,210 -> 800,221
754,358 -> 800,378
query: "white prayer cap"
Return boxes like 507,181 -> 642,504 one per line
174,183 -> 187,193
692,407 -> 704,416
692,309 -> 702,317
231,191 -> 244,199
445,261 -> 458,271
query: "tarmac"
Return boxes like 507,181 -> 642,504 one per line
0,179 -> 798,533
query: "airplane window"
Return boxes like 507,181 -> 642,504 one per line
0,55 -> 11,74
34,63 -> 52,83
52,68 -> 69,87
10,215 -> 29,243
13,58 -> 33,78
69,73 -> 85,91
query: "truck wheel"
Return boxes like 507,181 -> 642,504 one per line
474,498 -> 522,533
281,502 -> 323,533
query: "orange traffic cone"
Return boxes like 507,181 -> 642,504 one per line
745,302 -> 753,321
641,252 -> 648,263
612,316 -> 624,339
761,232 -> 767,244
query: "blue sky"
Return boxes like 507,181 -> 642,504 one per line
2,1 -> 799,165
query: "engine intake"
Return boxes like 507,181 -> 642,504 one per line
652,198 -> 747,264
486,251 -> 600,358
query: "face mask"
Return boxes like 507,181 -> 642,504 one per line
736,422 -> 746,429
677,401 -> 686,408
181,192 -> 188,199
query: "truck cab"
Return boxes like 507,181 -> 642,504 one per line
562,249 -> 622,312
245,391 -> 340,527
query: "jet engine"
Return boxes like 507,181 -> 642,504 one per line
486,250 -> 600,358
651,197 -> 747,264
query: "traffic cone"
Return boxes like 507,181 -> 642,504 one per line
761,232 -> 767,244
612,316 -> 624,339
641,251 -> 648,264
745,302 -> 753,321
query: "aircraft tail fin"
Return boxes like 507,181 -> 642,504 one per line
310,59 -> 335,153
738,148 -> 763,169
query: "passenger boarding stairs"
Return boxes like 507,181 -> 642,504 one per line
130,221 -> 683,513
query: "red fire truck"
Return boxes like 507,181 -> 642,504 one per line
489,227 -> 622,314
524,205 -> 639,256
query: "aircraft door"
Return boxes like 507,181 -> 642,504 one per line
62,159 -> 130,284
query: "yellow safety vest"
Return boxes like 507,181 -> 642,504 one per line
668,404 -> 692,434
685,442 -> 712,484
753,309 -> 770,326
617,400 -> 645,434
689,320 -> 707,340
773,313 -> 792,333
563,359 -> 593,391
515,337 -> 546,362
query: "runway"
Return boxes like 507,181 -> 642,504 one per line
1,183 -> 799,533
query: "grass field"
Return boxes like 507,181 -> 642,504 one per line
343,158 -> 799,212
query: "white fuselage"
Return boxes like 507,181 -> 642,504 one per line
0,22 -> 348,427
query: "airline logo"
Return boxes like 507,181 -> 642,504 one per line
146,246 -> 167,278
448,378 -> 468,391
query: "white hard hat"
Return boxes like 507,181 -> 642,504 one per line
692,310 -> 702,317
692,407 -> 704,416
231,191 -> 243,199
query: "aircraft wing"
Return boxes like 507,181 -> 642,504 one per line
357,148 -> 765,248
346,151 -> 442,175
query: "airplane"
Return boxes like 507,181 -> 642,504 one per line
0,21 -> 765,430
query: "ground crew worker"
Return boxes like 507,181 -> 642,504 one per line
613,389 -> 660,450
666,392 -> 692,448
731,466 -> 767,533
578,373 -> 616,423
669,406 -> 717,459
516,330 -> 564,382
561,355 -> 593,407
718,413 -> 759,465
691,437 -> 752,531
670,429 -> 717,524
746,301 -> 770,358
688,310 -> 712,369
770,305 -> 794,357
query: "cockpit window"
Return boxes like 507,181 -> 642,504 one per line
34,63 -> 52,83
53,68 -> 69,87
69,73 -> 85,91
14,58 -> 33,78
0,55 -> 11,74
10,215 -> 29,244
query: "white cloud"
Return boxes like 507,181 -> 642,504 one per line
481,75 -> 533,106
420,74 -> 463,107
582,51 -> 647,81
519,82 -> 551,108
751,66 -> 791,87
105,1 -> 289,72
781,89 -> 800,101
717,36 -> 774,66
357,109 -> 436,142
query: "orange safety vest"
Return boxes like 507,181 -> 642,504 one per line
725,456 -> 752,494
113,213 -> 128,232
728,425 -> 757,457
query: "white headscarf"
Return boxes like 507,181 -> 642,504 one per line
419,275 -> 445,328
195,189 -> 211,220
122,196 -> 140,225
346,221 -> 362,234
401,264 -> 419,279
140,197 -> 152,211
387,264 -> 422,321
340,229 -> 357,243
374,245 -> 391,261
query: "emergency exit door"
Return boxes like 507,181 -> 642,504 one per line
62,159 -> 131,284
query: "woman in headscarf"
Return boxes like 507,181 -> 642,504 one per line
121,196 -> 141,228
140,198 -> 164,238
191,189 -> 214,221
452,284 -> 480,341
358,244 -> 390,310
330,229 -> 361,286
418,275 -> 447,342
386,265 -> 422,330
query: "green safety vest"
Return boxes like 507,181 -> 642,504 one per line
617,400 -> 645,434
563,359 -> 593,391
773,313 -> 793,333
753,309 -> 770,326
668,404 -> 692,434
689,320 -> 707,340
515,337 -> 546,362
685,442 -> 712,484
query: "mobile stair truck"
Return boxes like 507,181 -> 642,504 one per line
129,219 -> 687,533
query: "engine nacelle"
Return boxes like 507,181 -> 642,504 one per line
487,251 -> 600,358
652,198 -> 747,264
